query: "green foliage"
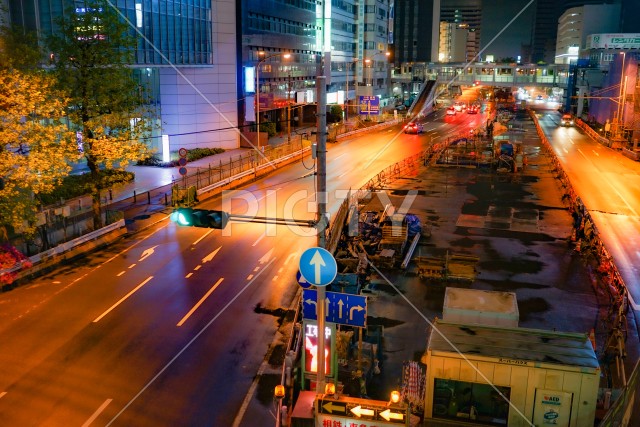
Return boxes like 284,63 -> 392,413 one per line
0,25 -> 42,71
136,147 -> 225,167
259,122 -> 277,137
46,0 -> 158,228
38,170 -> 134,205
328,105 -> 343,123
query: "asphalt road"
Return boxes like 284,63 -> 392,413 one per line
535,110 -> 640,310
0,103 -> 485,426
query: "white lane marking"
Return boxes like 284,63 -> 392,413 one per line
253,267 -> 260,272
193,229 -> 214,246
259,248 -> 275,264
278,267 -> 283,273
128,264 -> 136,269
116,271 -> 125,277
563,147 -> 568,154
185,273 -> 193,279
138,246 -> 158,262
333,153 -> 346,160
338,170 -> 351,178
177,278 -> 224,327
106,258 -> 277,426
246,274 -> 254,280
93,276 -> 154,323
194,265 -> 202,271
202,247 -> 222,263
285,252 -> 298,265
0,392 -> 6,398
252,232 -> 266,247
272,276 -> 278,281
82,399 -> 112,427
8,222 -> 170,324
592,150 -> 599,157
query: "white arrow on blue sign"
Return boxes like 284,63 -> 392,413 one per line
298,247 -> 337,287
302,289 -> 367,327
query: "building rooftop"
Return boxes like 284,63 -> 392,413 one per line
428,320 -> 599,372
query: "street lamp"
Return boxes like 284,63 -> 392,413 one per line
364,58 -> 372,87
256,51 -> 291,145
345,58 -> 359,122
363,51 -> 390,88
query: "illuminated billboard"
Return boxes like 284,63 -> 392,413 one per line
302,321 -> 335,376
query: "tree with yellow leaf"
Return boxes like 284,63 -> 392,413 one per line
47,0 -> 156,229
0,26 -> 78,241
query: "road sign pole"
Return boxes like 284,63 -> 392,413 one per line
316,75 -> 327,393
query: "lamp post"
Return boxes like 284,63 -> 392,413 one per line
615,51 -> 626,139
364,51 -> 391,88
345,58 -> 359,122
256,51 -> 290,145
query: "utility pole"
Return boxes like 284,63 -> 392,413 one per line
315,75 -> 327,393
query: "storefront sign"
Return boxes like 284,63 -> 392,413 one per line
533,389 -> 573,427
498,358 -> 530,367
587,34 -> 640,49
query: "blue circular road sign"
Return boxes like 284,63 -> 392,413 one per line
296,271 -> 313,289
298,247 -> 337,287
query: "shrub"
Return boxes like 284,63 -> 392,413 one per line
258,122 -> 277,138
136,147 -> 225,167
38,170 -> 135,205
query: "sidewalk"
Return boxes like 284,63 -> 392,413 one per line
97,126 -> 321,233
104,122 -> 404,232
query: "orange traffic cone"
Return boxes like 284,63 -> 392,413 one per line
589,329 -> 596,350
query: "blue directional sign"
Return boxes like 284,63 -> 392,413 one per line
296,271 -> 313,289
298,247 -> 337,287
302,289 -> 367,327
359,95 -> 380,116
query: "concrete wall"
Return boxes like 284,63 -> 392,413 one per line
159,0 -> 239,151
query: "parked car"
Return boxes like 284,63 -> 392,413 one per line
404,122 -> 424,134
446,107 -> 457,116
466,105 -> 479,114
560,114 -> 574,126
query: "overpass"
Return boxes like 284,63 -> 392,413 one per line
394,63 -> 570,89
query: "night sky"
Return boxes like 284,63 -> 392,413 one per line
481,0 -> 535,60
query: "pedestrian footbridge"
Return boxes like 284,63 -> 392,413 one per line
396,63 -> 570,89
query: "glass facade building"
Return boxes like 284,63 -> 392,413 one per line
5,0 -> 238,151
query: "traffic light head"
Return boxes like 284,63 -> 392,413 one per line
171,208 -> 229,229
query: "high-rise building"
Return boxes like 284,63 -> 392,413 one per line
391,0 -> 440,64
4,0 -> 238,153
531,0 -> 626,64
554,4 -> 621,64
439,22 -> 469,63
239,0 -> 321,131
240,0 -> 393,125
440,0 -> 481,62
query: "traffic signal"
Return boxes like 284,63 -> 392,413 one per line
170,208 -> 229,229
